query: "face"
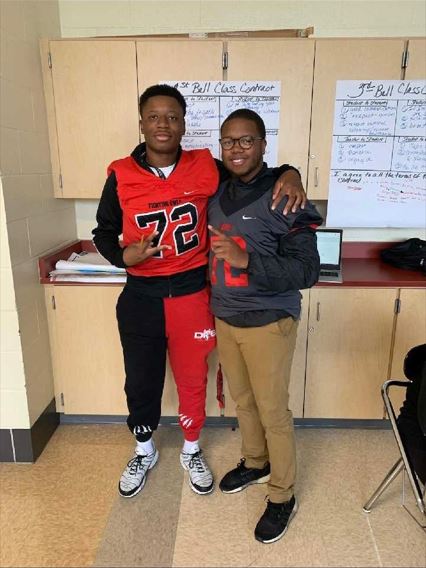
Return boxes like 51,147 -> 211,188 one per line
140,95 -> 186,163
220,118 -> 266,182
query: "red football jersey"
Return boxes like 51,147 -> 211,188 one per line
109,149 -> 219,277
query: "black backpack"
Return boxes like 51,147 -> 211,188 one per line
380,238 -> 426,273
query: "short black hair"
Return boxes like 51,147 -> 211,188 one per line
139,84 -> 187,116
221,108 -> 266,138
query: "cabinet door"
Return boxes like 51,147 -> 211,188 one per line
227,39 -> 315,185
50,286 -> 127,414
304,288 -> 397,419
49,41 -> 139,198
405,39 -> 426,79
46,286 -> 222,417
223,290 -> 310,419
137,40 -> 223,93
44,285 -> 62,410
308,39 -> 405,199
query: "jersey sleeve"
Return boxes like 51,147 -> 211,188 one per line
246,201 -> 323,293
92,171 -> 127,268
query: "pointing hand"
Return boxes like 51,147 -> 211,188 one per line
208,225 -> 249,269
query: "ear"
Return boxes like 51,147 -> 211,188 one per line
182,118 -> 186,137
139,118 -> 144,135
262,139 -> 267,155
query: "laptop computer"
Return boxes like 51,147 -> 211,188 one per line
316,229 -> 343,283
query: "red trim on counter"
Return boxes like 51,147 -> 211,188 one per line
341,242 -> 396,259
317,259 -> 425,288
39,240 -> 105,284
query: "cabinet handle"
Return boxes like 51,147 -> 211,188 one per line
316,302 -> 320,321
314,167 -> 319,187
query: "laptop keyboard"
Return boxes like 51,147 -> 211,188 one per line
320,270 -> 339,277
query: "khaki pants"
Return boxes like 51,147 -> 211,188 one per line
215,317 -> 298,503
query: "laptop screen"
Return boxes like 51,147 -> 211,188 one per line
316,230 -> 342,268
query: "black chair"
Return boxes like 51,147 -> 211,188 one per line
363,344 -> 426,529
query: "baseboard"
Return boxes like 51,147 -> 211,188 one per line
0,399 -> 59,463
59,414 -> 392,430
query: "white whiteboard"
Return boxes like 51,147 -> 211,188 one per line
163,81 -> 281,166
327,80 -> 426,228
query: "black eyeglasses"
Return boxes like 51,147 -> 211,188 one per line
219,135 -> 264,150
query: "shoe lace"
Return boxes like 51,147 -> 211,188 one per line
188,451 -> 207,474
236,458 -> 266,482
264,497 -> 292,522
127,454 -> 145,476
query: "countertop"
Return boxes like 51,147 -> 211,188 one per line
39,240 -> 426,288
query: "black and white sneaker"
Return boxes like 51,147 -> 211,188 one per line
118,449 -> 159,498
180,449 -> 214,495
219,458 -> 270,493
254,495 -> 298,544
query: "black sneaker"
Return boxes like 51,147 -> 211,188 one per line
219,458 -> 270,494
255,495 -> 298,544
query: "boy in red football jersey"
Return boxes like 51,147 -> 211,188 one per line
93,84 -> 305,499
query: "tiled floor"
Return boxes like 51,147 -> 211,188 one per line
0,425 -> 424,567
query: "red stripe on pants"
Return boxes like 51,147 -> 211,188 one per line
164,288 -> 216,441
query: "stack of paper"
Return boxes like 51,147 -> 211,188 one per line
50,251 -> 127,283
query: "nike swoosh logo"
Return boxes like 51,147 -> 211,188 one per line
184,191 -> 194,195
242,215 -> 257,220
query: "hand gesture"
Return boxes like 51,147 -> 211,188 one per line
122,231 -> 171,267
272,169 -> 307,214
208,225 -> 249,269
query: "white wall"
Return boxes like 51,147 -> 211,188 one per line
0,179 -> 28,429
0,0 -> 78,429
58,0 -> 426,242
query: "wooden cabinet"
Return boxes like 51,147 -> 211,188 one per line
44,284 -> 308,419
45,283 -> 424,421
137,39 -> 314,184
307,39 -> 405,199
42,38 -> 226,199
405,38 -> 426,79
44,285 -> 221,417
136,40 -> 224,91
45,285 -> 126,414
304,288 -> 397,419
42,37 -> 423,200
226,39 -> 314,185
42,37 -> 316,198
41,40 -> 140,198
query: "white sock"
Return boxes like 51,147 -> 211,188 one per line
135,438 -> 155,456
182,439 -> 199,454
